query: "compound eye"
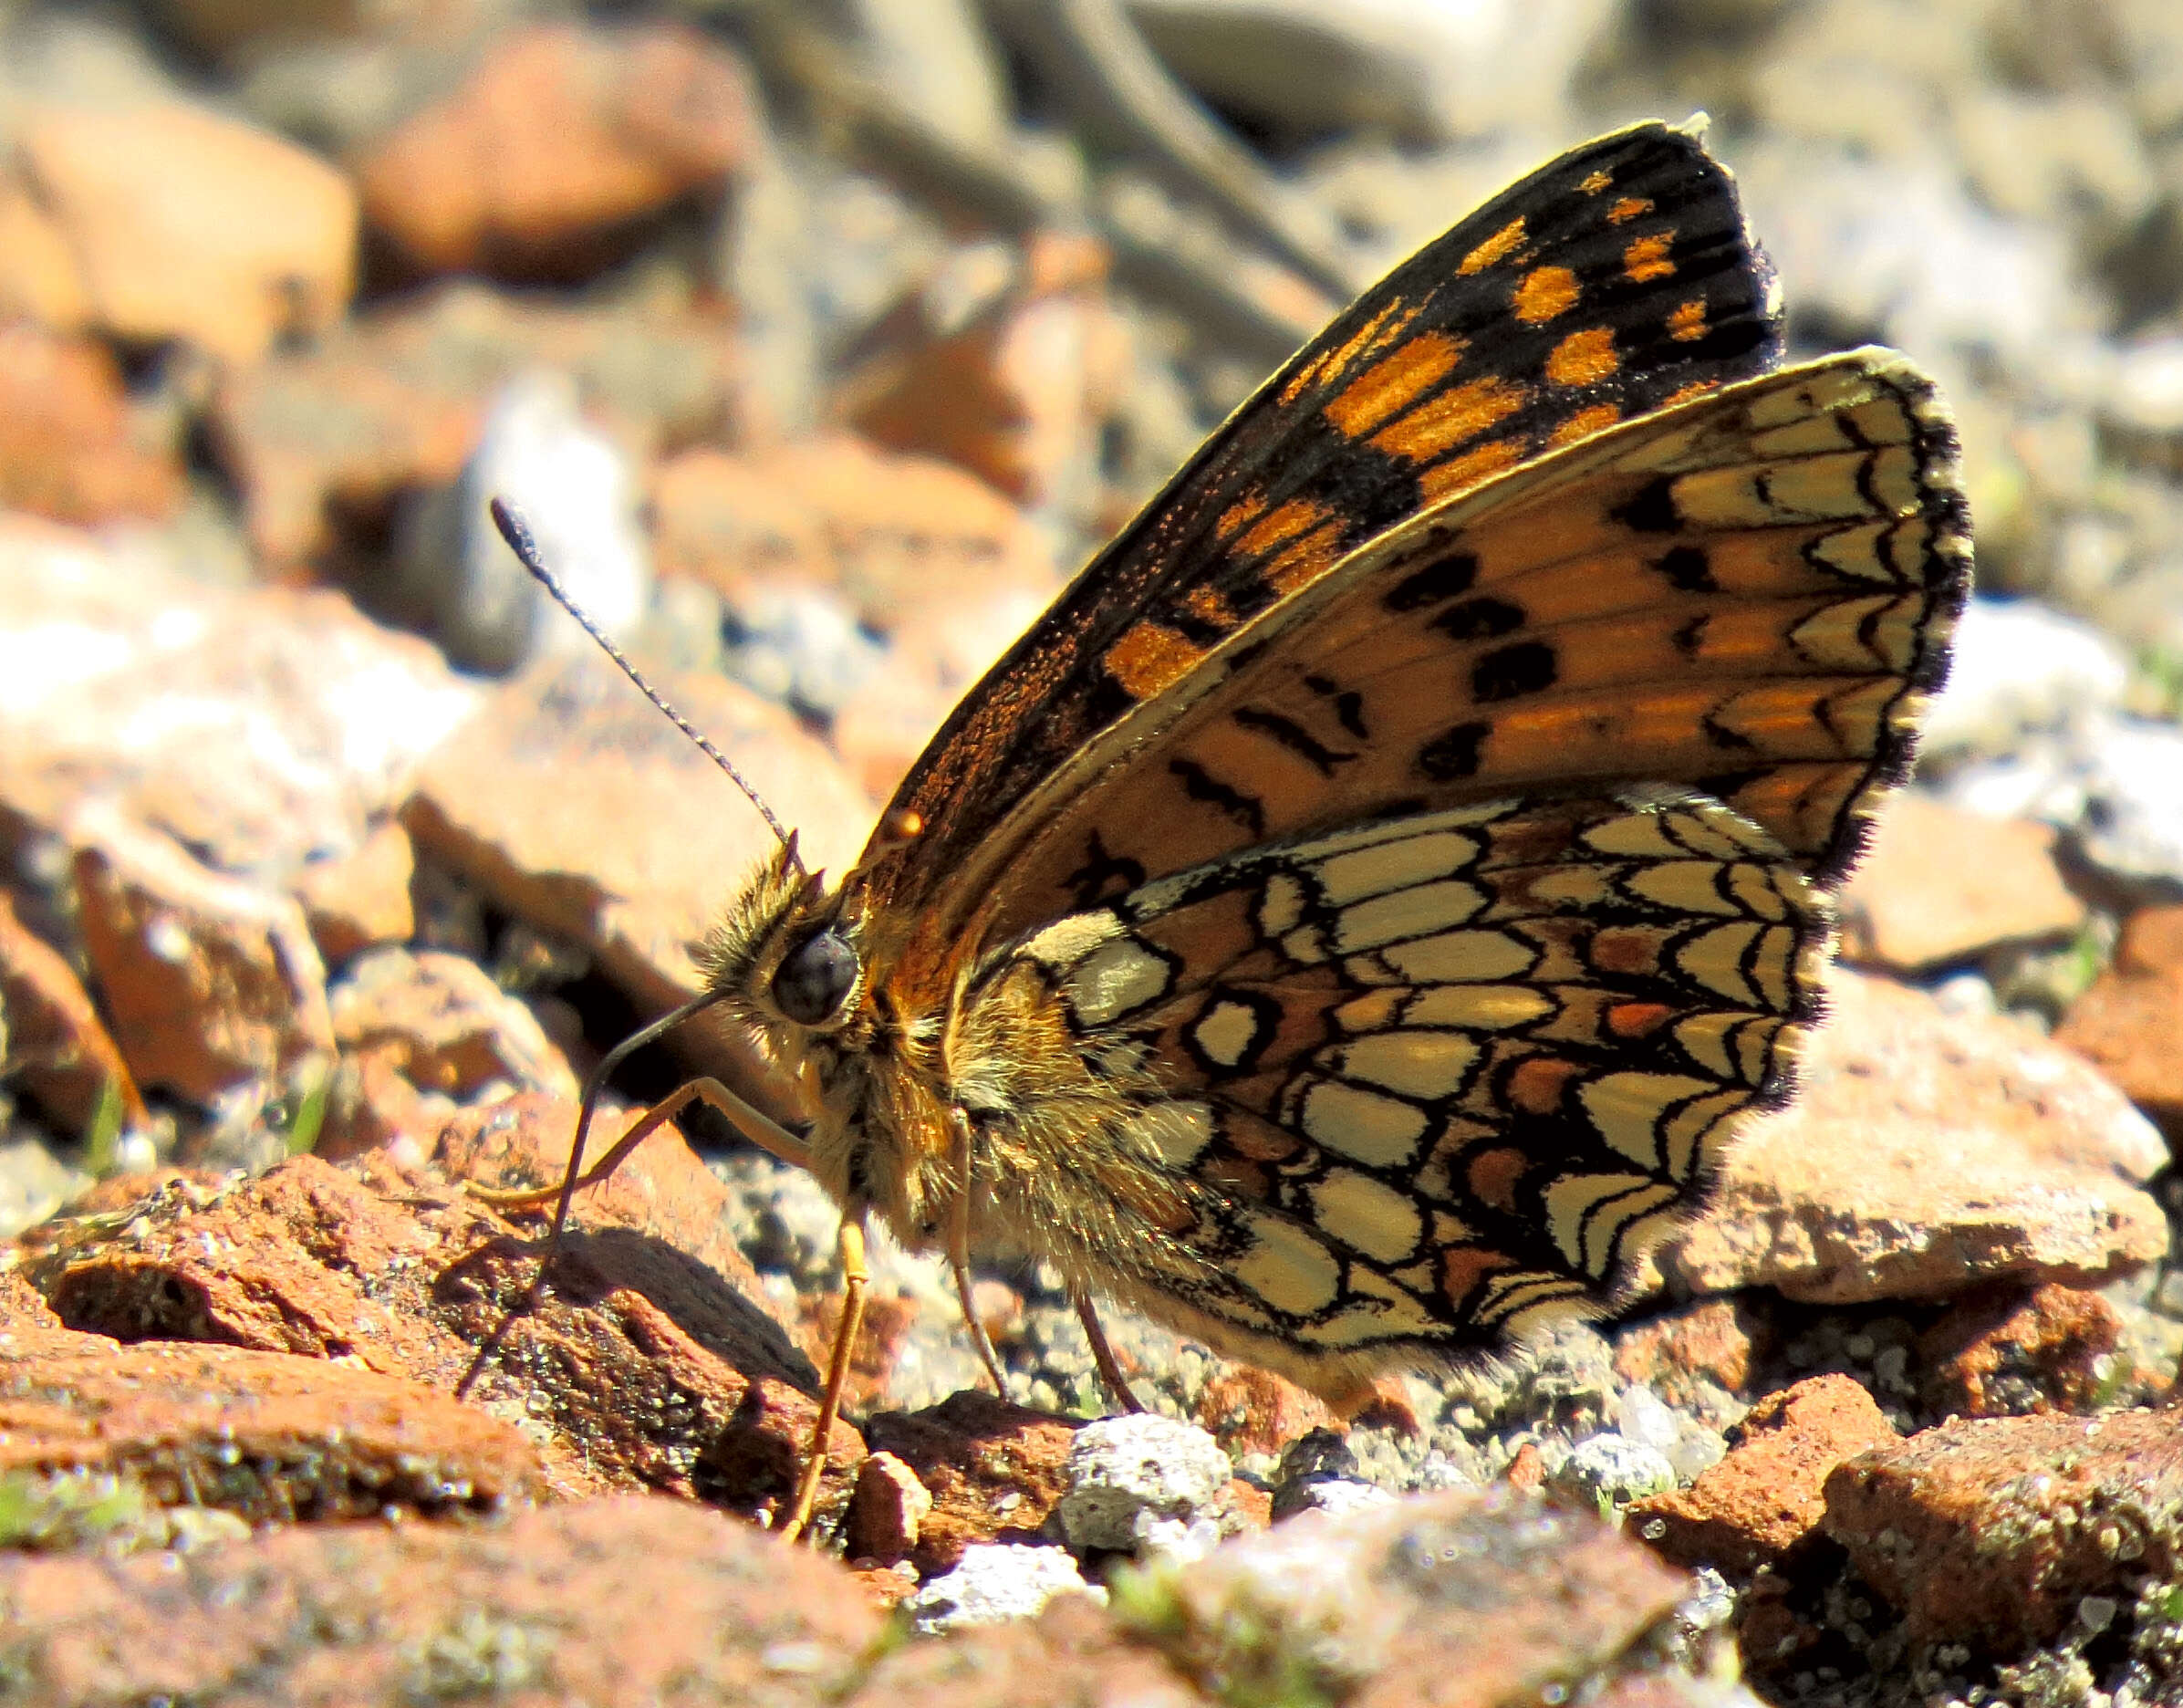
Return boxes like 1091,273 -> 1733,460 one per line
772,930 -> 858,1026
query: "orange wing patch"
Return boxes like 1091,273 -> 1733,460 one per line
1461,217 -> 1529,275
1624,233 -> 1676,281
1545,327 -> 1621,388
989,351 -> 1967,936
1324,331 -> 1469,438
874,123 -> 1792,943
1104,621 -> 1207,699
1513,266 -> 1582,323
1371,376 -> 1531,466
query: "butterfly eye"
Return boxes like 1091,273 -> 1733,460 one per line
772,930 -> 858,1026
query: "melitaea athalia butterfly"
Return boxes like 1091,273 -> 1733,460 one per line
477,120 -> 1971,1538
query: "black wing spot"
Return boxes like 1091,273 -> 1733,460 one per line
1654,544 -> 1716,591
1383,550 -> 1480,612
1065,829 -> 1147,909
1418,720 -> 1492,781
1471,640 -> 1558,703
1169,759 -> 1267,836
1304,674 -> 1371,740
1700,712 -> 1759,752
1232,706 -> 1358,776
1431,596 -> 1528,642
1672,614 -> 1709,658
1611,475 -> 1680,534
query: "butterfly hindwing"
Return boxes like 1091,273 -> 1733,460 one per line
871,122 -> 1784,939
991,787 -> 1829,1383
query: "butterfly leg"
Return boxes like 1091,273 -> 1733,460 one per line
778,1213 -> 868,1544
455,1075 -> 812,1402
946,1108 -> 1011,1399
467,1077 -> 813,1213
1071,1290 -> 1144,1414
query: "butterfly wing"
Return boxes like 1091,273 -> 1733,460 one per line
865,122 -> 1783,935
938,353 -> 1965,1390
979,787 -> 1830,1387
944,351 -> 1970,952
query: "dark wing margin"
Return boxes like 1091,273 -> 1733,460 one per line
870,121 -> 1783,925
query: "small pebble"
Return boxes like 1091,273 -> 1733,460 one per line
1056,1413 -> 1232,1554
903,1543 -> 1101,1635
1545,1432 -> 1679,1514
1277,1478 -> 1394,1522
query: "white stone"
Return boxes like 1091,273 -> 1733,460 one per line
1278,1477 -> 1395,1522
903,1543 -> 1102,1635
1057,1413 -> 1233,1553
1920,598 -> 2129,760
1545,1432 -> 1679,1513
443,371 -> 651,675
2063,720 -> 2183,884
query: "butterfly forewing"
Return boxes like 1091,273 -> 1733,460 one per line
991,789 -> 1830,1382
966,350 -> 1969,944
868,120 -> 1785,950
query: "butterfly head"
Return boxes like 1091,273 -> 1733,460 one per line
702,835 -> 868,1044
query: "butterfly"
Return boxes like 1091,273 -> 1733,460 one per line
480,119 -> 1971,1541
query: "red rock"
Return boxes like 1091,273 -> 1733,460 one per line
212,279 -> 750,576
0,324 -> 182,525
842,233 -> 1132,509
70,806 -> 335,1105
651,433 -> 1055,632
0,516 -> 478,878
855,1594 -> 1205,1707
1653,966 -> 2168,1305
795,1286 -> 921,1414
861,1390 -> 1083,1572
401,651 -> 868,1019
1159,1486 -> 1693,1708
294,818 -> 417,967
5,99 -> 353,360
33,1132 -> 862,1526
1917,1281 -> 2124,1417
843,1448 -> 935,1563
1838,795 -> 2085,972
313,1045 -> 447,1162
0,1494 -> 880,1706
1193,1365 -> 1337,1458
0,889 -> 145,1134
0,1268 -> 75,1356
1823,1408 -> 2183,1648
0,1328 -> 539,1520
355,22 -> 754,283
330,946 -> 577,1101
1219,1476 -> 1273,1533
1504,1441 -> 1546,1493
1628,1375 -> 1899,1576
2056,901 -> 2183,1133
1611,1297 -> 1769,1409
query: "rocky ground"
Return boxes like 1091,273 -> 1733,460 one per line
2,1 -> 2183,1704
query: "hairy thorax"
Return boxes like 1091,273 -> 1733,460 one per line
698,845 -> 1212,1294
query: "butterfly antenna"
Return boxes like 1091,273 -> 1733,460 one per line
489,497 -> 803,866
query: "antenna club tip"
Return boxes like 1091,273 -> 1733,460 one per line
488,495 -> 535,557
